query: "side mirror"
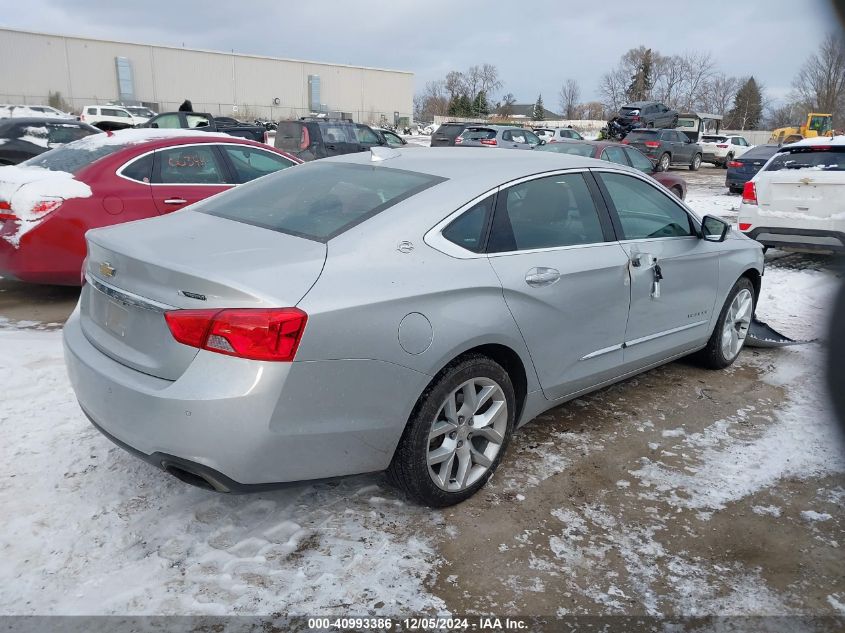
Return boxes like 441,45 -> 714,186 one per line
701,215 -> 730,242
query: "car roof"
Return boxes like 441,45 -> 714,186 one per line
785,135 -> 845,148
325,146 -> 626,185
623,101 -> 655,107
0,117 -> 83,125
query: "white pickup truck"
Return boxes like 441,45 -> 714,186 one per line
699,134 -> 752,167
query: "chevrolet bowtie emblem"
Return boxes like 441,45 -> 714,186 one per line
99,261 -> 116,278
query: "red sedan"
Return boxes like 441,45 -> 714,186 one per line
537,139 -> 688,199
0,130 -> 300,285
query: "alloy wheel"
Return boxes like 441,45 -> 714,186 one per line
659,154 -> 670,171
427,377 -> 508,492
721,288 -> 753,360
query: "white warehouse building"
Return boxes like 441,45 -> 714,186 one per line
0,28 -> 414,125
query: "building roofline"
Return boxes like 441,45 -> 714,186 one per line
0,27 -> 414,76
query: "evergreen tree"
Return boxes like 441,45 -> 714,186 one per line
472,90 -> 490,117
626,48 -> 654,102
533,94 -> 545,121
447,95 -> 460,117
458,93 -> 473,116
726,77 -> 763,130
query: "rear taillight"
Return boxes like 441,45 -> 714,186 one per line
30,199 -> 63,217
0,200 -> 13,221
632,115 -> 640,121
165,308 -> 308,362
621,139 -> 630,144
742,182 -> 757,205
739,223 -> 752,231
454,137 -> 463,144
728,161 -> 742,168
644,141 -> 660,148
480,138 -> 497,146
716,144 -> 729,148
299,127 -> 310,150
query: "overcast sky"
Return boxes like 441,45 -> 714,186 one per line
0,0 -> 838,107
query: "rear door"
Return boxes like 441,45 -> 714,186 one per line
150,143 -> 233,214
595,170 -> 719,370
486,171 -> 631,400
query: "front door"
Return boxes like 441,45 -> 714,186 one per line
485,172 -> 631,400
594,170 -> 720,371
151,144 -> 233,214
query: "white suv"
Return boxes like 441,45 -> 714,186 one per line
79,105 -> 140,130
534,128 -> 584,142
699,134 -> 752,167
737,136 -> 845,253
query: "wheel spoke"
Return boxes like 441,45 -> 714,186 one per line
454,447 -> 471,488
443,392 -> 458,423
474,385 -> 496,413
429,420 -> 457,441
428,445 -> 454,466
470,445 -> 493,468
460,381 -> 478,413
473,425 -> 504,445
474,399 -> 505,429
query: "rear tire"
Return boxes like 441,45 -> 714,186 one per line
695,278 -> 755,370
689,153 -> 702,171
387,354 -> 516,507
722,153 -> 733,169
658,153 -> 670,172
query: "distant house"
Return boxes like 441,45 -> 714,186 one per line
501,103 -> 563,120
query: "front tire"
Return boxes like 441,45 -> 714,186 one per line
387,355 -> 516,507
658,153 -> 671,172
696,278 -> 755,369
689,153 -> 702,171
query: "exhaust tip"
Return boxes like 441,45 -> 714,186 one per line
163,463 -> 222,492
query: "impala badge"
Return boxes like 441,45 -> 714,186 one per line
99,261 -> 116,278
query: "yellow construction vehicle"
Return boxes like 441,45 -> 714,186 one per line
769,113 -> 834,145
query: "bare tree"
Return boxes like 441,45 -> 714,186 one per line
652,53 -> 684,109
599,66 -> 629,114
582,101 -> 606,120
792,33 -> 845,120
478,64 -> 502,99
696,73 -> 741,115
416,80 -> 449,121
497,92 -> 517,117
558,79 -> 581,120
676,51 -> 716,112
444,71 -> 466,99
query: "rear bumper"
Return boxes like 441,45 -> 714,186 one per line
63,309 -> 430,488
743,227 -> 845,252
0,218 -> 84,285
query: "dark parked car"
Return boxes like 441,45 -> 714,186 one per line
617,101 -> 679,131
0,117 -> 101,165
537,139 -> 687,199
430,122 -> 470,147
274,118 -> 386,161
725,144 -> 780,193
623,129 -> 702,171
143,112 -> 269,143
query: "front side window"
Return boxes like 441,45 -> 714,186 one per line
599,172 -> 693,240
601,146 -> 628,165
488,173 -> 605,252
222,145 -> 296,183
156,146 -> 227,184
442,196 -> 494,253
198,162 -> 445,241
624,147 -> 655,173
524,131 -> 540,144
151,114 -> 181,129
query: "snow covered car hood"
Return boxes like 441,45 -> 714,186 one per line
0,165 -> 92,248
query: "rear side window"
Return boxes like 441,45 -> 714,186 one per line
599,172 -> 693,239
86,107 -> 97,115
198,162 -> 445,241
120,153 -> 154,183
766,147 -> 845,172
320,124 -> 353,143
442,196 -> 494,253
151,114 -> 181,129
155,146 -> 227,184
488,173 -> 605,252
222,145 -> 296,183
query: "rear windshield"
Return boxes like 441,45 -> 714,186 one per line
462,128 -> 496,140
22,140 -> 129,174
742,144 -> 780,160
435,124 -> 465,137
701,135 -> 727,142
625,130 -> 659,141
198,162 -> 446,241
620,107 -> 640,114
765,147 -> 845,172
537,142 -> 595,157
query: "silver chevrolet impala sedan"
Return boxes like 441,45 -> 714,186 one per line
64,147 -> 764,506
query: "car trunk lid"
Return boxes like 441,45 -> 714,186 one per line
757,171 -> 843,223
81,211 -> 327,380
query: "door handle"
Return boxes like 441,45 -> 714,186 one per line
163,198 -> 187,205
630,253 -> 658,268
525,267 -> 561,287
326,144 -> 337,150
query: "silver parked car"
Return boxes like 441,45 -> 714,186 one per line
455,125 -> 543,150
64,148 -> 763,506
